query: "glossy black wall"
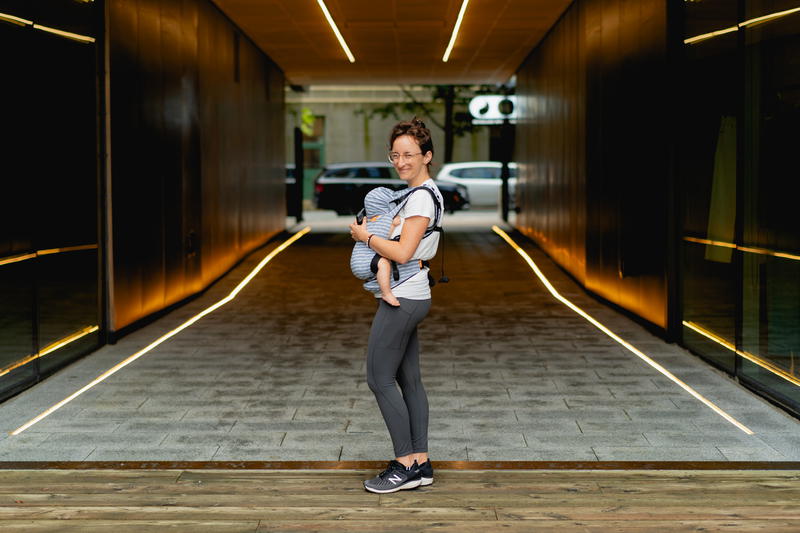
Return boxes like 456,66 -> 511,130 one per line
515,0 -> 673,331
107,0 -> 285,332
0,0 -> 101,400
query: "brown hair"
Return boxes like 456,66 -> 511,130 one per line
389,117 -> 434,168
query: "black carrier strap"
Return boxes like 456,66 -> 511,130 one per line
392,186 -> 442,236
392,185 -> 448,286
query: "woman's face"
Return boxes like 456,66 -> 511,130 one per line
391,135 -> 432,183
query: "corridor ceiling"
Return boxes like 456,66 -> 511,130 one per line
212,0 -> 572,85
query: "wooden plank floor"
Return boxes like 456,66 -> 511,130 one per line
0,469 -> 799,532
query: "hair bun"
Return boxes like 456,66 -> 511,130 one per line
411,116 -> 426,129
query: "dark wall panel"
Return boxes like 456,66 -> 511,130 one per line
0,0 -> 101,399
516,0 -> 671,330
108,0 -> 285,332
516,4 -> 587,284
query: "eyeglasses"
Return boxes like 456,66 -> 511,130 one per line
388,152 -> 422,163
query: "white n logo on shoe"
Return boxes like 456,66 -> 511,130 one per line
388,474 -> 403,484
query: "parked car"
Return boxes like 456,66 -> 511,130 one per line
435,161 -> 517,208
314,162 -> 470,215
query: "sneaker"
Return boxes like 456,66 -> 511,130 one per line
419,459 -> 434,486
363,460 -> 422,494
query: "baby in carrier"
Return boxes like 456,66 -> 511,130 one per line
350,185 -> 443,305
376,216 -> 403,306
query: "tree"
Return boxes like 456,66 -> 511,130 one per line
359,84 -> 506,163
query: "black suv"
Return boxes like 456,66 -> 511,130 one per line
313,162 -> 470,215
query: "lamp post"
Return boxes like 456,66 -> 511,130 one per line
498,98 -> 514,223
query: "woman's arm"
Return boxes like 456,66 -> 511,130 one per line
350,215 -> 429,264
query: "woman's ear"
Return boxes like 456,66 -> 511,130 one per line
424,151 -> 433,165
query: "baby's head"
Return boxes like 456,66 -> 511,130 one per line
364,187 -> 398,217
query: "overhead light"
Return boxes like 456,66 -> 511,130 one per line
443,0 -> 470,62
316,0 -> 355,63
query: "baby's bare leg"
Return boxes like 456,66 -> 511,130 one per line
377,257 -> 400,307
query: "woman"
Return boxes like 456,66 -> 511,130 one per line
349,118 -> 444,494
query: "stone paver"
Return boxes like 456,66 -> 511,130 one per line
0,210 -> 798,462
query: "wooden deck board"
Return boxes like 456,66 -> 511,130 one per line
0,469 -> 797,531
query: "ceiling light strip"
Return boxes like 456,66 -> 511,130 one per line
493,226 -> 754,435
442,0 -> 470,62
316,0 -> 355,63
683,321 -> 800,387
10,227 -> 311,436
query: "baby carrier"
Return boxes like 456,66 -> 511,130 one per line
350,185 -> 447,294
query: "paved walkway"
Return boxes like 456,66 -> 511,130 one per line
1,211 -> 798,462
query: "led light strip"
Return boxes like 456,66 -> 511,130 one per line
0,252 -> 37,267
685,6 -> 800,45
0,244 -> 99,267
0,12 -> 95,43
683,321 -> 800,387
684,26 -> 738,45
10,227 -> 311,436
0,11 -> 32,26
684,237 -> 800,262
0,326 -> 100,378
492,226 -> 754,435
316,0 -> 355,63
33,24 -> 95,43
442,0 -> 470,62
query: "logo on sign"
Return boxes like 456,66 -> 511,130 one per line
468,95 -> 517,124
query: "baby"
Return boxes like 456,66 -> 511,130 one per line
376,216 -> 402,306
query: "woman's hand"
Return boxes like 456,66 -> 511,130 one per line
349,218 -> 369,242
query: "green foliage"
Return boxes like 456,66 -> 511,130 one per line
355,84 -> 510,138
300,107 -> 315,137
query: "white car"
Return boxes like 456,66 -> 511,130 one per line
435,161 -> 517,208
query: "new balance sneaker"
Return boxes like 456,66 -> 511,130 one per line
418,459 -> 434,486
363,460 -> 422,494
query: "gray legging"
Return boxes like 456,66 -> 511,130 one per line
366,297 -> 431,458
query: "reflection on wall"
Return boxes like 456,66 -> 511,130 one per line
682,0 -> 800,415
515,0 -> 671,330
107,0 -> 286,333
705,116 -> 736,264
0,1 -> 100,401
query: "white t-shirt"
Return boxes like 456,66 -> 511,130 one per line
377,179 -> 443,300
